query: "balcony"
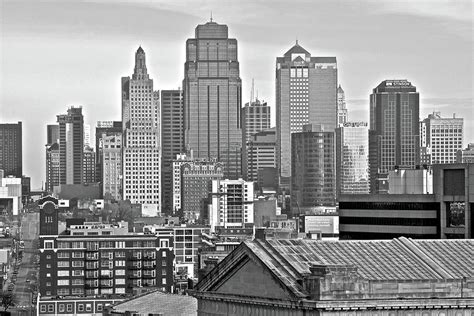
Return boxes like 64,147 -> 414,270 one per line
129,273 -> 141,279
142,264 -> 156,270
142,272 -> 155,279
130,264 -> 142,270
85,254 -> 99,260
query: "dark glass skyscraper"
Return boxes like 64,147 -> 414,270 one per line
0,122 -> 22,178
183,20 -> 242,179
369,80 -> 420,194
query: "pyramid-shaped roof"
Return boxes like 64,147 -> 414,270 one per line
283,42 -> 310,57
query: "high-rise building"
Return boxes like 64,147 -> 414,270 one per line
161,89 -> 184,213
181,159 -> 224,223
457,143 -> 474,163
209,178 -> 254,232
47,124 -> 59,145
102,133 -> 122,201
95,121 -> 122,184
57,107 -> 84,185
84,124 -> 91,147
45,143 -> 60,192
172,153 -> 192,213
83,146 -> 96,185
276,42 -> 337,189
122,47 -> 161,216
335,122 -> 369,196
291,124 -> 336,215
369,80 -> 420,194
0,122 -> 22,178
183,20 -> 242,179
246,128 -> 276,182
420,112 -> 463,165
337,84 -> 348,125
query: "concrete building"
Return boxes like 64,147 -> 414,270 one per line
0,176 -> 22,216
57,107 -> 84,185
101,133 -> 122,201
45,143 -> 60,193
457,143 -> 474,163
291,124 -> 336,216
245,128 -> 276,182
95,121 -> 122,184
172,153 -> 192,213
336,84 -> 348,125
38,195 -> 174,299
209,179 -> 254,232
194,237 -> 474,315
47,124 -> 59,145
276,42 -> 337,189
83,145 -> 96,185
122,47 -> 161,216
241,98 -> 271,144
388,167 -> 433,194
335,122 -> 369,196
183,20 -> 242,179
181,159 -> 224,223
369,80 -> 420,194
161,89 -> 184,214
0,122 -> 22,178
420,111 -> 463,165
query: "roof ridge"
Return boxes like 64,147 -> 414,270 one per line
395,237 -> 453,279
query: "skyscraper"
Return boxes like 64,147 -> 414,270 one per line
161,89 -> 184,213
45,143 -> 60,192
246,128 -> 276,182
57,107 -> 84,184
337,84 -> 348,125
420,112 -> 463,165
0,122 -> 22,178
46,124 -> 59,145
369,80 -> 420,194
291,124 -> 336,215
95,121 -> 122,184
82,145 -> 95,185
241,98 -> 271,143
276,42 -> 337,189
122,47 -> 161,216
336,122 -> 369,196
102,133 -> 122,200
183,20 -> 242,179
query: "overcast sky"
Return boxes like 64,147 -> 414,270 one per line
1,0 -> 473,189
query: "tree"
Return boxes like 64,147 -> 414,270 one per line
1,292 -> 15,311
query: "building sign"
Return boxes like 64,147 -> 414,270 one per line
302,215 -> 339,234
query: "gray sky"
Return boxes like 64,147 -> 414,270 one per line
1,0 -> 473,189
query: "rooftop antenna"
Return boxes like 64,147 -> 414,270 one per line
256,89 -> 259,101
210,11 -> 213,22
296,36 -> 298,45
250,78 -> 254,104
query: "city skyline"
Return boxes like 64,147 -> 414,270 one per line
1,0 -> 473,188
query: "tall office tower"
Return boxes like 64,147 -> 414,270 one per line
183,20 -> 242,179
172,153 -> 192,213
45,143 -> 60,192
46,124 -> 59,145
337,84 -> 348,125
95,121 -> 122,184
57,107 -> 84,184
122,47 -> 161,216
276,42 -> 337,189
457,143 -> 474,163
369,80 -> 420,194
161,89 -> 184,213
335,122 -> 369,196
420,112 -> 463,165
0,122 -> 22,178
209,178 -> 254,232
291,124 -> 336,215
246,128 -> 276,182
102,133 -> 122,200
84,124 -> 91,147
181,159 -> 224,223
83,146 -> 96,185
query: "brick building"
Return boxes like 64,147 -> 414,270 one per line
38,196 -> 174,300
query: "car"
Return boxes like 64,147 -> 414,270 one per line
26,279 -> 30,283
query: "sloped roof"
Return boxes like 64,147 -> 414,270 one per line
283,43 -> 310,57
197,237 -> 474,299
110,290 -> 197,316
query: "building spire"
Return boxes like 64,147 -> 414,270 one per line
296,37 -> 298,45
210,11 -> 213,22
133,46 -> 148,80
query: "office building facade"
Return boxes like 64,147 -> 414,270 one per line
369,80 -> 420,194
209,179 -> 254,232
335,122 -> 369,196
457,143 -> 474,163
57,107 -> 84,185
420,111 -> 463,165
245,128 -> 276,182
276,42 -> 337,189
0,122 -> 22,178
337,84 -> 348,125
102,133 -> 122,201
47,124 -> 59,145
95,121 -> 122,185
161,89 -> 184,213
291,124 -> 336,215
45,143 -> 60,192
172,153 -> 192,213
183,20 -> 242,179
122,47 -> 161,215
83,146 -> 96,185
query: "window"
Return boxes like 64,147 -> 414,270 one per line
44,241 -> 54,249
115,287 -> 125,294
67,304 -> 73,312
115,260 -> 125,267
78,304 -> 84,312
46,264 -> 51,268
58,279 -> 69,286
40,305 -> 47,313
58,270 -> 69,277
48,304 -> 54,312
97,304 -> 103,311
159,239 -> 169,248
115,269 -> 125,276
115,278 -> 125,285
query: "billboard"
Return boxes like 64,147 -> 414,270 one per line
302,215 -> 339,234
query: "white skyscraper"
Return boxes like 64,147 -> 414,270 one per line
122,47 -> 161,216
337,84 -> 348,125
